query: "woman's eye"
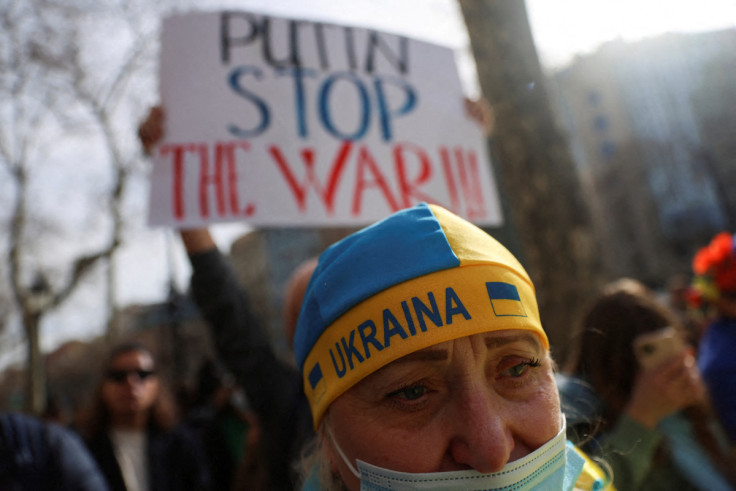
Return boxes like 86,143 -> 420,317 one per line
388,384 -> 427,401
500,358 -> 541,378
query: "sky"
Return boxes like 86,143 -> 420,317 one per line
527,0 -> 736,67
6,0 -> 736,366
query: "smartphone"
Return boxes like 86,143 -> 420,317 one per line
633,327 -> 686,370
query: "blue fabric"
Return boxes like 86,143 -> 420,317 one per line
697,316 -> 736,443
563,442 -> 588,491
294,203 -> 459,369
0,412 -> 109,491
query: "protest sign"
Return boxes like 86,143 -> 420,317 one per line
148,10 -> 503,227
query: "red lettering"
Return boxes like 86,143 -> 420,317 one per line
439,146 -> 460,214
160,139 -> 488,224
269,141 -> 353,214
161,143 -> 199,220
198,144 -> 220,218
351,145 -> 400,215
466,150 -> 486,219
454,148 -> 486,219
394,142 -> 434,207
161,142 -> 251,221
216,141 -> 251,216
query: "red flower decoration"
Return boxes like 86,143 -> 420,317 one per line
693,232 -> 736,292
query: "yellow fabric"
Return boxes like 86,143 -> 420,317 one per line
431,204 -> 531,275
573,447 -> 617,491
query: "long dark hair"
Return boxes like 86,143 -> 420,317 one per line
76,341 -> 178,439
564,278 -> 673,421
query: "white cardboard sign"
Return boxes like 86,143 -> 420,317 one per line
148,11 -> 502,227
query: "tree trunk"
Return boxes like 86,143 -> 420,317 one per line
458,0 -> 602,363
23,310 -> 46,415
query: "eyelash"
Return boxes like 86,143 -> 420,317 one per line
503,358 -> 542,377
385,382 -> 432,411
387,383 -> 428,400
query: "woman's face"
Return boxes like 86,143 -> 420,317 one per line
102,349 -> 160,419
326,330 -> 561,490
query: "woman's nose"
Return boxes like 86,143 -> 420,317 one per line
446,383 -> 514,473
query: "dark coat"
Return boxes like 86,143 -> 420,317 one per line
84,423 -> 210,491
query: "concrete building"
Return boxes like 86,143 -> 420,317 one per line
548,29 -> 735,283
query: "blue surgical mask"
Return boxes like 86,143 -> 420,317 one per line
332,418 -> 584,491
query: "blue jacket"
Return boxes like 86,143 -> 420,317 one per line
0,412 -> 109,491
698,316 -> 736,443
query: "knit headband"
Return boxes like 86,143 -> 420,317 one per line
294,203 -> 547,428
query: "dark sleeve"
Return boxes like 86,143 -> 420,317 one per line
155,425 -> 212,491
188,248 -> 309,490
189,249 -> 302,418
46,424 -> 110,491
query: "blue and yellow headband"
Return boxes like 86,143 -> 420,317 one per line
294,203 -> 547,427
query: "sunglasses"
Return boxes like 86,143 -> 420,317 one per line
105,369 -> 156,384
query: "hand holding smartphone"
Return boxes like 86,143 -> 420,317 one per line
633,327 -> 686,370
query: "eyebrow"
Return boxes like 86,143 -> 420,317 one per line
484,332 -> 541,349
390,333 -> 541,366
391,349 -> 449,364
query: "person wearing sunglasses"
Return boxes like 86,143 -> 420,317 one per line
76,341 -> 211,491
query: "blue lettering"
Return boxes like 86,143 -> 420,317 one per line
401,300 -> 417,335
341,330 -> 365,370
412,293 -> 442,332
319,72 -> 371,140
227,66 -> 270,138
382,309 -> 409,347
358,320 -> 384,359
445,287 -> 471,324
277,67 -> 318,138
330,343 -> 347,378
373,75 -> 417,142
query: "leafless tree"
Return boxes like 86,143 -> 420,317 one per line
0,0 -> 159,414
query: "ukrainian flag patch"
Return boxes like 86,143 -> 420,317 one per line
308,362 -> 326,402
486,282 -> 527,317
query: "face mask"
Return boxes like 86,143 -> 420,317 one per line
331,418 -> 584,491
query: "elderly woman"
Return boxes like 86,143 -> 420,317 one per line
293,203 -> 613,491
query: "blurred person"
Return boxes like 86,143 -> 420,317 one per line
184,359 -> 263,491
691,231 -> 736,445
0,411 -> 109,491
140,105 -> 328,489
179,225 -> 316,490
294,203 -> 613,490
230,413 -> 268,491
76,341 -> 211,491
561,278 -> 736,490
